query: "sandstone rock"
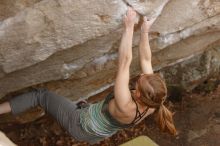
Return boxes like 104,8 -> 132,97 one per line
124,0 -> 170,16
160,41 -> 220,91
0,0 -> 42,21
0,0 -> 219,100
0,0 -> 127,73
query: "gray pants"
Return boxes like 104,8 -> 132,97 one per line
9,88 -> 104,144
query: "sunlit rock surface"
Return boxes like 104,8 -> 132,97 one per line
0,0 -> 220,100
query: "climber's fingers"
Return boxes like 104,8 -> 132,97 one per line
123,7 -> 137,27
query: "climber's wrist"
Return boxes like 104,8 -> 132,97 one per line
141,27 -> 150,34
124,26 -> 134,32
141,30 -> 149,34
141,31 -> 149,34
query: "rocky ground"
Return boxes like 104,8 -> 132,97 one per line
1,84 -> 220,146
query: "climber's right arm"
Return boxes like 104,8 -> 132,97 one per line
114,8 -> 136,111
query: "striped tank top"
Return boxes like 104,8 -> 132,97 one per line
79,92 -> 149,137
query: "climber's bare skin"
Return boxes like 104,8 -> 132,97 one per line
108,8 -> 156,124
139,16 -> 156,74
0,8 -> 157,125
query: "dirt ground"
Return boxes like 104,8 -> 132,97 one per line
0,85 -> 220,146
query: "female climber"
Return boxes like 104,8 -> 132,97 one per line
0,8 -> 176,144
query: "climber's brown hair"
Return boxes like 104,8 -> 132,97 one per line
135,73 -> 177,135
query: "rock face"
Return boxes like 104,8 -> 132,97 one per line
0,0 -> 220,100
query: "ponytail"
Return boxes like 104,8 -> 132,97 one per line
136,73 -> 177,135
155,104 -> 177,135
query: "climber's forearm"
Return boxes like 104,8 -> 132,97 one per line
138,16 -> 156,74
139,32 -> 153,74
118,27 -> 134,68
0,102 -> 11,115
139,32 -> 151,62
